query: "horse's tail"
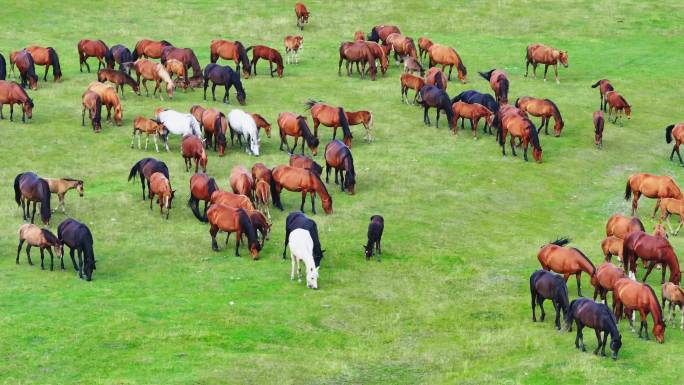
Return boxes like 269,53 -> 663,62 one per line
624,178 -> 632,201
269,170 -> 283,210
303,99 -> 318,110
496,114 -> 504,146
128,160 -> 142,181
550,237 -> 570,247
47,47 -> 61,78
338,107 -> 352,139
478,69 -> 494,81
14,173 -> 24,205
591,80 -> 601,88
514,97 -> 520,108
665,124 -> 675,144
245,46 -> 254,53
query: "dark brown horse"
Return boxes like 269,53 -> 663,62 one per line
81,90 -> 102,132
345,110 -> 374,142
207,204 -> 261,258
160,46 -> 202,79
105,44 -> 134,72
0,80 -> 33,122
14,172 -> 51,225
25,46 -> 61,82
132,39 -> 173,60
77,39 -> 109,72
525,44 -> 568,83
202,63 -> 246,105
97,68 -> 140,97
325,140 -> 356,194
625,173 -> 683,217
479,69 -> 509,104
537,238 -> 595,297
623,231 -> 681,285
295,2 -> 310,30
278,112 -> 319,155
13,50 -> 38,90
271,165 -> 333,215
210,40 -> 251,77
247,45 -> 283,78
594,110 -> 604,148
188,173 -> 218,222
418,84 -> 454,129
305,100 -> 353,147
591,79 -> 614,112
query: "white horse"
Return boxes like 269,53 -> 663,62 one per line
227,109 -> 260,156
288,229 -> 319,289
156,109 -> 202,152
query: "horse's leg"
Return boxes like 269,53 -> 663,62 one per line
43,65 -> 49,82
48,248 -> 54,271
553,301 -> 561,330
234,231 -> 242,257
436,109 -> 441,128
16,239 -> 24,264
554,64 -> 559,84
85,58 -> 91,73
510,136 -> 517,157
333,126 -> 338,139
576,322 -> 585,351
211,83 -> 217,101
77,249 -> 84,279
40,248 -> 45,270
523,138 -> 530,162
58,193 -> 65,212
290,253 -> 296,280
524,58 -> 529,77
223,84 -> 229,104
68,248 -> 77,270
543,65 -> 549,82
631,191 -> 640,216
142,79 -> 149,96
423,106 -> 429,125
447,65 -> 453,81
325,163 -> 331,183
310,192 -> 316,214
269,60 -> 274,77
575,272 -> 583,297
661,261 -> 667,284
26,245 -> 33,265
30,201 -> 37,224
593,329 -> 602,355
675,144 -> 683,165
9,103 -> 13,121
338,57 -> 343,76
652,198 -> 661,219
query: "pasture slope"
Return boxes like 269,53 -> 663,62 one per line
1,1 -> 683,384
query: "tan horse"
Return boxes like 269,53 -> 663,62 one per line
132,59 -> 174,100
662,282 -> 684,330
181,135 -> 207,173
497,105 -> 543,162
417,37 -> 433,61
165,59 -> 189,89
131,116 -> 167,152
665,123 -> 684,165
525,44 -> 568,84
591,262 -> 627,307
44,178 -> 83,213
24,45 -> 62,81
427,44 -> 467,83
656,198 -> 684,235
81,90 -> 102,132
400,73 -> 424,104
210,191 -> 254,211
209,39 -> 251,77
133,39 -> 173,59
515,96 -> 564,137
606,214 -> 645,239
149,172 -> 175,219
601,236 -> 624,264
538,238 -> 596,297
277,112 -> 319,155
230,165 -> 254,202
612,278 -> 665,343
87,82 -> 123,125
17,224 -> 63,270
625,173 -> 683,217
386,33 -> 417,63
604,91 -> 631,125
305,100 -> 353,147
284,35 -> 304,64
451,102 -> 493,137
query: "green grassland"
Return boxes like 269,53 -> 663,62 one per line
1,1 -> 683,384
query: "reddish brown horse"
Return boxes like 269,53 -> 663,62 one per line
400,73 -> 424,104
592,263 -> 627,307
612,278 -> 665,343
289,154 -> 323,175
210,191 -> 254,211
325,140 -> 356,194
14,172 -> 51,225
207,204 -> 261,259
364,42 -> 389,75
452,101 -> 493,137
305,100 -> 353,147
210,40 -> 251,77
525,44 -> 568,83
385,33 -> 417,63
0,80 -> 34,122
479,69 -> 509,104
132,59 -> 174,100
13,50 -> 38,90
497,105 -> 543,162
247,45 -> 283,78
160,46 -> 202,79
354,31 -> 365,41
25,46 -> 61,82
345,110 -> 374,142
625,173 -> 683,217
87,82 -> 123,125
251,113 -> 272,138
538,238 -> 596,297
230,165 -> 254,201
426,67 -> 447,91
428,44 -> 467,83
149,172 -> 175,219
198,108 -> 227,155
606,214 -> 645,239
295,2 -> 310,30
278,112 -> 320,155
339,42 -> 377,81
367,25 -> 401,44
665,123 -> 684,165
271,165 -> 333,215
251,163 -> 272,184
248,209 -> 271,245
81,90 -> 102,132
623,231 -> 681,285
515,97 -> 564,137
604,91 -> 631,124
591,79 -> 614,112
594,110 -> 604,148
133,39 -> 173,60
77,39 -> 108,73
188,173 -> 218,222
181,135 -> 207,173
418,37 -> 433,61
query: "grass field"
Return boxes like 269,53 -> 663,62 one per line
1,1 -> 684,384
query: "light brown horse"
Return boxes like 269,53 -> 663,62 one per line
623,231 -> 681,285
427,44 -> 467,83
665,123 -> 684,165
271,165 -> 333,215
525,44 -> 568,84
132,59 -> 174,100
247,45 -> 284,78
254,180 -> 271,219
284,35 -> 304,64
418,37 -> 433,61
131,116 -> 167,152
497,105 -> 543,162
515,96 -> 564,137
657,198 -> 684,235
77,39 -> 108,72
24,46 -> 62,81
305,100 -> 353,147
207,204 -> 261,258
594,110 -> 604,149
87,82 -> 123,125
44,178 -> 83,213
364,42 -> 389,75
13,50 -> 38,90
452,101 -> 493,137
278,112 -> 320,155
230,165 -> 254,201
209,39 -> 251,77
295,2 -> 310,30
537,238 -> 596,297
17,224 -> 63,270
662,282 -> 684,330
81,90 -> 102,132
338,42 -> 377,80
165,59 -> 189,89
606,214 -> 645,239
478,69 -> 508,104
386,33 -> 417,63
181,135 -> 207,173
210,191 -> 254,211
0,80 -> 34,123
345,110 -> 374,142
251,113 -> 272,138
133,39 -> 173,60
148,172 -> 175,219
426,67 -> 447,91
625,173 -> 683,217
591,262 -> 627,307
601,236 -> 624,265
612,278 -> 665,343
188,173 -> 218,222
354,31 -> 365,41
400,73 -> 424,104
604,91 -> 631,125
591,79 -> 614,112
97,68 -> 140,97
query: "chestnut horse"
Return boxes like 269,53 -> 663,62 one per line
77,39 -> 108,72
364,42 -> 389,75
606,214 -> 645,239
14,172 -> 51,225
497,105 -> 542,162
426,67 -> 447,91
367,25 -> 401,44
418,37 -> 433,61
128,157 -> 169,201
665,123 -> 684,165
207,204 -> 261,258
181,135 -> 207,173
385,33 -> 417,63
400,73 -> 424,104
601,236 -> 624,265
612,278 -> 665,343
525,44 -> 568,84
345,110 -> 374,142
81,90 -> 102,132
537,238 -> 596,297
251,113 -> 272,138
132,59 -> 174,100
149,172 -> 175,219
230,165 -> 254,201
591,79 -> 614,112
427,44 -> 467,83
604,91 -> 631,124
210,191 -> 254,211
451,101 -> 493,137
284,35 -> 304,65
594,110 -> 604,148
13,50 -> 38,90
87,82 -> 123,125
625,173 -> 683,217
338,42 -> 377,80
295,2 -> 310,30
160,46 -> 202,80
252,163 -> 272,184
305,100 -> 353,147
591,262 -> 627,308
623,231 -> 681,285
17,223 -> 63,270
271,165 -> 333,214
254,179 -> 271,219
515,97 -> 564,137
188,173 -> 218,222
418,84 -> 454,129
165,59 -> 189,89
210,40 -> 251,77
278,112 -> 319,155
289,154 -> 323,175
97,68 -> 140,97
132,39 -> 172,60
202,108 -> 228,155
0,80 -> 34,122
325,140 -> 356,194
657,197 -> 684,235
25,46 -> 61,81
247,45 -> 283,78
131,116 -> 167,152
478,69 -> 508,104
662,282 -> 684,330
354,31 -> 365,41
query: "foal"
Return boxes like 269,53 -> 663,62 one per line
131,116 -> 168,152
365,215 -> 384,261
17,224 -> 63,270
149,172 -> 175,219
662,282 -> 684,330
44,178 -> 84,213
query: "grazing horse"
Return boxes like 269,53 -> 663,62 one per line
288,229 -> 319,289
451,90 -> 499,119
156,109 -> 202,151
402,57 -> 424,76
25,46 -> 61,82
247,210 -> 271,246
77,39 -> 108,72
612,278 -> 665,343
497,105 -> 542,162
283,212 -> 324,266
594,110 -> 604,148
14,172 -> 51,225
132,59 -> 174,100
339,42 -> 377,80
290,153 -> 323,175
591,263 -> 627,308
364,41 -> 389,75
367,25 -> 401,44
284,35 -> 304,64
160,46 -> 202,79
623,231 -> 681,285
305,100 -> 353,147
210,40 -> 252,77
254,179 -> 271,219
57,219 -> 96,281
624,173 -> 683,217
203,63 -> 246,105
400,73 -> 424,104
604,91 -> 631,125
188,173 -> 219,222
525,44 -> 568,83
427,44 -> 467,83
418,37 -> 433,61
44,178 -> 83,213
207,204 -> 261,259
199,108 -> 228,155
325,140 -> 356,194
87,82 -> 123,125
426,67 -> 447,91
251,163 -> 272,183
13,50 -> 38,90
515,97 -> 564,137
97,68 -> 140,97
451,101 -> 493,138
537,238 -> 596,297
230,165 -> 254,200
478,69 -> 508,104
418,85 -> 454,129
131,116 -> 168,152
345,110 -> 374,142
165,59 -> 190,90
181,135 -> 207,173
662,282 -> 684,330
228,109 -> 260,156
105,44 -> 133,72
148,172 -> 175,219
365,215 -> 384,261
295,2 -> 310,30
601,236 -> 625,265
278,112 -> 319,155
251,113 -> 272,138
0,80 -> 34,122
128,157 -> 169,201
354,31 -> 365,41
591,79 -> 614,112
17,224 -> 63,270
606,214 -> 645,239
210,191 -> 254,211
657,198 -> 684,235
565,298 -> 622,359
247,45 -> 284,78
81,91 -> 102,132
271,165 -> 333,214
530,270 -> 570,330
386,33 -> 417,63
132,39 -> 172,60
0,52 -> 6,80
665,123 -> 684,165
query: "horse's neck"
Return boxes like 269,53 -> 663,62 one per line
312,176 -> 329,199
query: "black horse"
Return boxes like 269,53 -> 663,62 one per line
0,52 -> 7,80
14,172 -> 51,225
451,90 -> 499,134
282,212 -> 324,267
530,269 -> 570,330
203,63 -> 246,105
418,84 -> 454,129
105,44 -> 134,73
565,298 -> 622,360
365,215 -> 384,261
128,158 -> 170,201
58,219 -> 96,281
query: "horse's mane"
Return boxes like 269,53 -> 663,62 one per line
14,82 -> 32,104
644,284 -> 664,320
237,208 -> 259,249
230,69 -> 246,97
41,229 -> 59,245
617,94 -> 630,107
98,40 -> 109,50
545,99 -> 563,122
455,52 -> 467,76
160,40 -> 173,47
234,41 -> 251,73
207,177 -> 218,198
23,51 -> 38,81
338,107 -> 352,139
526,117 -> 542,151
303,99 -> 321,110
62,178 -> 83,183
435,72 -> 444,90
343,149 -> 356,185
572,247 -> 596,273
298,117 -> 319,148
312,170 -> 331,201
549,237 -> 570,247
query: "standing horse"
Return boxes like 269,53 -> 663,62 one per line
657,198 -> 684,235
81,90 -> 102,132
365,215 -> 384,261
591,79 -> 614,112
271,165 -> 332,214
426,67 -> 447,91
87,82 -> 123,125
210,40 -> 251,77
295,2 -> 310,30
338,42 -> 377,80
132,39 -> 172,60
537,238 -> 596,297
530,269 -> 570,330
251,113 -> 272,138
247,45 -> 284,78
305,100 -> 353,147
57,219 -> 96,281
564,298 -> 622,359
386,33 -> 417,63
591,263 -> 627,308
14,172 -> 51,225
665,123 -> 684,165
156,109 -> 202,151
478,69 -> 508,104
77,39 -> 108,72
288,229 -> 319,289
497,105 -> 543,162
418,85 -> 454,129
290,153 -> 323,175
228,109 -> 260,156
132,59 -> 174,100
515,97 -> 564,137
160,46 -> 202,79
165,59 -> 190,90
181,135 -> 207,173
188,173 -> 219,222
345,110 -> 374,142
662,282 -> 684,330
606,214 -> 645,239
612,278 -> 665,343
0,80 -> 34,122
13,50 -> 38,90
199,108 -> 228,155
623,231 -> 681,285
451,101 -> 493,137
604,91 -> 631,125
207,204 -> 261,259
284,35 -> 304,64
128,157 -> 169,201
525,44 -> 568,83
148,172 -> 175,219
131,116 -> 168,152
230,165 -> 254,201
97,68 -> 140,97
364,41 -> 389,75
594,110 -> 604,148
25,46 -> 61,82
44,178 -> 83,213
400,73 -> 424,104
418,37 -> 433,61
0,52 -> 6,80
283,211 -> 324,267
427,44 -> 467,83
17,224 -> 63,271
203,63 -> 246,105
601,236 -> 625,265
278,112 -> 319,155
254,179 -> 271,219
325,140 -> 356,194
367,25 -> 401,44
105,44 -> 133,72
451,90 -> 499,118
624,173 -> 683,217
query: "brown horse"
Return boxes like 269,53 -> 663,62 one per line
604,91 -> 631,125
271,165 -> 333,214
198,108 -> 227,155
160,46 -> 202,79
625,173 -> 683,217
497,105 -> 543,162
591,79 -> 614,112
418,37 -> 433,61
305,100 -> 353,147
400,73 -> 424,104
515,97 -> 564,137
606,214 -> 645,239
612,278 -> 665,343
452,101 -> 493,137
284,35 -> 304,65
77,39 -> 108,72
338,42 -> 377,80
24,46 -> 61,82
325,140 -> 356,194
662,282 -> 684,330
207,204 -> 261,258
289,154 -> 323,175
148,172 -> 175,219
247,210 -> 271,246
188,173 -> 218,222
210,191 -> 254,211
657,198 -> 684,235
345,110 -> 374,142
354,31 -> 365,41
601,236 -> 624,265
623,231 -> 681,285
254,180 -> 271,219
295,2 -> 310,30
87,82 -> 123,125
133,39 -> 172,59
131,116 -> 167,152
81,90 -> 102,132
594,110 -> 604,148
537,238 -> 596,297
165,59 -> 189,90
278,112 -> 320,155
17,224 -> 63,270
665,123 -> 684,165
210,40 -> 251,77
247,45 -> 283,78
181,135 -> 207,173
427,44 -> 467,83
525,44 -> 568,84
0,80 -> 34,122
591,262 -> 627,307
478,69 -> 509,104
386,33 -> 417,63
97,68 -> 140,97
364,42 -> 389,75
132,59 -> 174,100
230,165 -> 254,201
13,50 -> 38,90
426,67 -> 447,91
44,178 -> 84,213
251,113 -> 272,138
367,25 -> 401,44
251,163 -> 272,183
14,172 -> 52,225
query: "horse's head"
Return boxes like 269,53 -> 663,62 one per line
345,175 -> 355,195
23,98 -> 34,120
166,82 -> 175,99
157,124 -> 169,142
610,335 -> 622,360
364,244 -> 373,259
217,132 -> 227,156
249,135 -> 260,157
624,105 -> 632,119
132,81 -> 141,95
554,118 -> 564,137
54,240 -> 64,259
261,120 -> 272,138
76,181 -> 85,197
367,28 -> 379,42
532,146 -> 543,163
654,322 -> 665,343
306,265 -> 319,289
558,51 -> 569,67
322,196 -> 333,214
249,239 -> 261,260
114,105 -> 123,125
237,90 -> 246,106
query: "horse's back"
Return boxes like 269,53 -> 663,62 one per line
289,228 -> 314,257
